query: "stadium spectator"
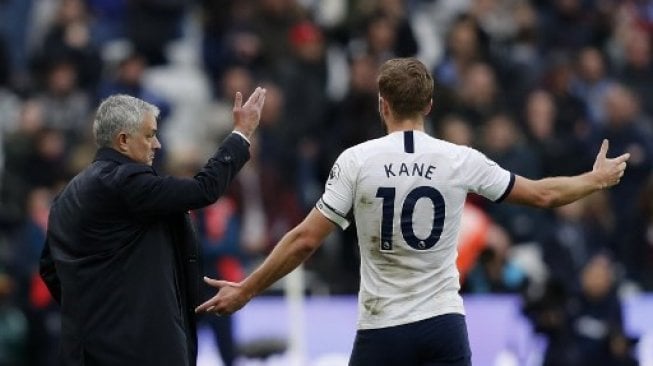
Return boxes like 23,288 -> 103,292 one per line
277,20 -> 331,209
571,253 -> 628,366
615,27 -> 653,117
32,0 -> 102,91
542,55 -> 590,146
625,176 -> 653,291
327,54 -> 383,164
435,114 -> 475,147
594,84 -> 653,279
85,0 -> 128,45
480,113 -> 544,243
2,100 -> 48,223
453,62 -> 505,128
125,0 -> 187,65
523,88 -> 587,177
462,223 -> 527,294
200,0 -> 265,88
572,47 -> 615,128
435,14 -> 490,91
537,0 -> 595,54
540,196 -> 613,294
35,61 -> 91,149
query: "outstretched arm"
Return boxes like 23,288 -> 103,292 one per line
196,208 -> 336,315
506,139 -> 630,208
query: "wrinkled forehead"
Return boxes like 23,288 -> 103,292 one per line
138,112 -> 158,135
140,112 -> 158,131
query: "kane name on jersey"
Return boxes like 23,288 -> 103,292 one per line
383,162 -> 436,179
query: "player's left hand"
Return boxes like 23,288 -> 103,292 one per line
592,139 -> 630,189
195,277 -> 249,315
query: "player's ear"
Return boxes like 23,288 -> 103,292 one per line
423,98 -> 433,116
379,96 -> 391,116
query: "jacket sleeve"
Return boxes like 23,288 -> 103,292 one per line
39,238 -> 61,304
115,133 -> 251,215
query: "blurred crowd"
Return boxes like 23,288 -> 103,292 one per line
0,0 -> 652,365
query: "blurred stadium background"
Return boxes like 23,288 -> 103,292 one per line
0,0 -> 652,365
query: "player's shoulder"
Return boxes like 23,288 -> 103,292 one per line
413,131 -> 475,157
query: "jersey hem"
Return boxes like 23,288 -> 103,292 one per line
356,305 -> 465,330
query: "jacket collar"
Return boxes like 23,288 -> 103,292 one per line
93,147 -> 138,165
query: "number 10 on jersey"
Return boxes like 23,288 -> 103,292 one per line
375,186 -> 446,251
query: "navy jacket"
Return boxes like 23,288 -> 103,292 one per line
40,133 -> 250,366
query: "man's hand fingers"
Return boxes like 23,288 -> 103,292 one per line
233,91 -> 243,110
254,88 -> 267,108
243,87 -> 262,108
615,153 -> 631,164
618,161 -> 627,171
203,276 -> 239,289
195,297 -> 217,313
597,139 -> 609,159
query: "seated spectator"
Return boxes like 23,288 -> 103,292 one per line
35,60 -> 91,149
435,114 -> 475,146
523,89 -> 588,177
33,0 -> 102,90
481,113 -> 544,243
570,253 -> 630,366
571,47 -> 615,128
540,195 -> 614,294
625,175 -> 653,290
463,224 -> 527,294
594,84 -> 653,278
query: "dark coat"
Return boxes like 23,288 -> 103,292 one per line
39,133 -> 250,366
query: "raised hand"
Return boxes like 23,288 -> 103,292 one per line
195,277 -> 250,316
592,139 -> 631,189
233,87 -> 266,140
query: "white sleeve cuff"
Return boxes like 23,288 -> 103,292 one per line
231,130 -> 251,145
316,198 -> 350,230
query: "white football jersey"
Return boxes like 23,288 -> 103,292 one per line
316,130 -> 514,330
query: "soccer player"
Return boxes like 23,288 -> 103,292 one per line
195,58 -> 630,365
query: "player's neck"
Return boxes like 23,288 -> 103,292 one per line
385,118 -> 425,134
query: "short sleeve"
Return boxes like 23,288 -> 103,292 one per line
316,150 -> 357,230
463,147 -> 515,202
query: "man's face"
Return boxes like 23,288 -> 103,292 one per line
124,113 -> 160,165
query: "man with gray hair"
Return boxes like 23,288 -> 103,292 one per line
39,87 -> 266,365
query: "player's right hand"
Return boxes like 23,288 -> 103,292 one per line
195,276 -> 249,316
233,87 -> 266,141
592,139 -> 630,189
